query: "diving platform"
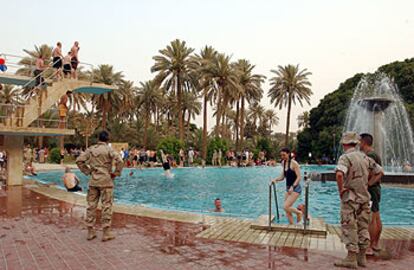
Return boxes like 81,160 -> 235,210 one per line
0,126 -> 75,136
0,53 -> 116,187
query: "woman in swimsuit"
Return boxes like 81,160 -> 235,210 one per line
272,147 -> 303,224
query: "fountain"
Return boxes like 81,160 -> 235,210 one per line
343,73 -> 414,171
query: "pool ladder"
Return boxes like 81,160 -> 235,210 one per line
268,172 -> 312,232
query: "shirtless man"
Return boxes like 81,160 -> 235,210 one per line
34,55 -> 48,105
70,41 -> 80,79
62,167 -> 82,192
52,42 -> 63,80
58,91 -> 72,128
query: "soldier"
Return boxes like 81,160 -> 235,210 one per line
76,131 -> 123,242
334,132 -> 383,268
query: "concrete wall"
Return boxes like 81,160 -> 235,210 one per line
4,135 -> 23,186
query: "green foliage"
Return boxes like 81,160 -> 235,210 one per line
156,137 -> 184,161
207,137 -> 229,164
48,148 -> 61,164
256,137 -> 273,159
297,58 -> 414,162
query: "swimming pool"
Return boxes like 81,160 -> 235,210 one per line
32,166 -> 414,225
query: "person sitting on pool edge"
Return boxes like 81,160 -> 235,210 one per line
271,147 -> 303,224
62,167 -> 83,192
213,198 -> 224,212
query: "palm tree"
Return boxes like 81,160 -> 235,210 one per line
297,111 -> 310,129
234,59 -> 265,149
248,102 -> 265,127
200,53 -> 241,137
264,109 -> 279,134
89,65 -> 124,129
151,39 -> 195,142
117,80 -> 136,122
181,91 -> 202,141
191,46 -> 218,160
0,85 -> 23,125
17,44 -> 53,77
0,85 -> 22,104
136,80 -> 163,147
268,64 -> 312,146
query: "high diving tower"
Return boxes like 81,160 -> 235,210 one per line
0,53 -> 114,186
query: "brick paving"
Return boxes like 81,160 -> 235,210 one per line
0,186 -> 413,269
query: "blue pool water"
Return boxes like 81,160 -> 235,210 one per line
32,166 -> 414,225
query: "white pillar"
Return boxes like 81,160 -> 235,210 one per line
4,135 -> 24,186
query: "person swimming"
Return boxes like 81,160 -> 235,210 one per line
160,150 -> 173,178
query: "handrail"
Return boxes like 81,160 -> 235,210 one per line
268,181 -> 280,229
1,52 -> 98,88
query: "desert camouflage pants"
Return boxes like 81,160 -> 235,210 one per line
340,200 -> 370,252
86,186 -> 114,228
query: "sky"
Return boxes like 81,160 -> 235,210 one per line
2,0 -> 414,132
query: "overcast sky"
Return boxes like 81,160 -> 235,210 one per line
2,0 -> 414,132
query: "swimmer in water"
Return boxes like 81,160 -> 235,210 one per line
160,150 -> 173,178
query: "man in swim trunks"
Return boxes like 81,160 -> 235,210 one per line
63,167 -> 82,192
359,133 -> 383,256
58,91 -> 72,128
52,42 -> 63,80
70,41 -> 80,79
63,51 -> 72,78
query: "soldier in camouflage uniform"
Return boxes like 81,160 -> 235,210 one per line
334,132 -> 383,269
76,131 -> 123,241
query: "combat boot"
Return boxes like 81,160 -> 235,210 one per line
102,227 -> 115,242
357,249 -> 367,267
87,227 -> 96,241
334,251 -> 357,269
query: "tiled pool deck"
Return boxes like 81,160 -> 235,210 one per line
0,163 -> 413,269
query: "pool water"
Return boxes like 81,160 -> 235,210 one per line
33,166 -> 414,225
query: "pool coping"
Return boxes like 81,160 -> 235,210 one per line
27,182 -> 233,226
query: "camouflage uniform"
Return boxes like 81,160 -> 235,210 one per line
336,147 -> 382,253
76,142 -> 123,230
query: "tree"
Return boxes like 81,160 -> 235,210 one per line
297,111 -> 310,129
263,109 -> 279,133
181,91 -> 201,141
234,60 -> 265,149
200,53 -> 241,137
89,65 -> 124,129
17,44 -> 53,77
136,80 -> 163,147
151,39 -> 195,142
268,64 -> 312,146
191,46 -> 218,160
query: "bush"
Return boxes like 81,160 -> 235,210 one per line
256,137 -> 273,159
207,137 -> 229,165
156,137 -> 184,161
48,148 -> 61,164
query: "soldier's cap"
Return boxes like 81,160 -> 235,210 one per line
340,132 -> 360,145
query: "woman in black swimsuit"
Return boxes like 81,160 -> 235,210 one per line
272,147 -> 303,224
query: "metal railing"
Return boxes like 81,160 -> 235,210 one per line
0,103 -> 69,129
0,52 -> 97,89
0,103 -> 26,127
267,171 -> 319,233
